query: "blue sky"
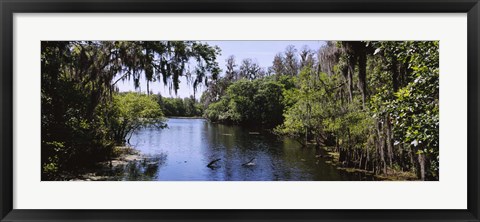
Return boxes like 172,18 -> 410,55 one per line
117,41 -> 326,98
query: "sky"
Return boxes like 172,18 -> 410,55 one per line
116,41 -> 326,99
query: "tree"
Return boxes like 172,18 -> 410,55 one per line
204,77 -> 287,126
269,53 -> 286,76
339,41 -> 371,107
373,41 -> 439,180
318,41 -> 342,76
225,55 -> 238,81
276,67 -> 341,147
239,58 -> 265,80
109,41 -> 221,95
109,92 -> 167,145
299,46 -> 316,71
284,45 -> 299,76
200,55 -> 242,107
42,41 -> 117,179
183,96 -> 203,116
157,95 -> 203,117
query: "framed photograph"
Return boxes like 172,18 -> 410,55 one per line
1,0 -> 479,221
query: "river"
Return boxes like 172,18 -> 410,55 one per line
100,118 -> 375,181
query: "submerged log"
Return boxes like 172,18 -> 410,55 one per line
242,158 -> 256,166
207,158 -> 221,168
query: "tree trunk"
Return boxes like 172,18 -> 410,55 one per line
147,81 -> 150,95
365,148 -> 370,170
385,115 -> 394,168
305,128 -> 308,147
391,57 -> 399,92
347,55 -> 356,103
418,153 -> 426,181
341,64 -> 352,102
377,120 -> 387,175
357,46 -> 367,108
409,146 -> 416,173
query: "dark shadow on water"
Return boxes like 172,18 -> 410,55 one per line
92,153 -> 168,181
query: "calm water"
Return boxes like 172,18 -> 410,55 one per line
104,118 -> 374,181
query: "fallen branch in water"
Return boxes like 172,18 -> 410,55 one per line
207,158 -> 221,168
242,158 -> 256,166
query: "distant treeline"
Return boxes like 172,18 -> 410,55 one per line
157,95 -> 203,117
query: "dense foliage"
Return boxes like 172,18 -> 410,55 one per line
204,76 -> 291,126
157,95 -> 203,117
108,92 -> 167,145
202,42 -> 439,180
41,41 -> 220,180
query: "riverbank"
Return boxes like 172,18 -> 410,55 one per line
70,146 -> 145,181
323,150 -> 418,181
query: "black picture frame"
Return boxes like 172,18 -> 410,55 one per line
1,0 -> 479,221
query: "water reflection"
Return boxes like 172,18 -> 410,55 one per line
92,154 -> 167,181
106,118 -> 374,181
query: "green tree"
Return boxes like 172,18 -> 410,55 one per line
204,77 -> 288,127
373,41 -> 439,180
276,67 -> 342,147
108,92 -> 167,145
